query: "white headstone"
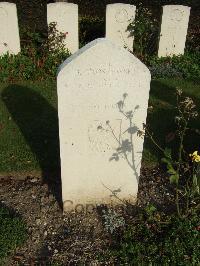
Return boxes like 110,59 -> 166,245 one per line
57,39 -> 151,211
106,4 -> 136,52
47,3 -> 78,54
0,2 -> 20,56
158,5 -> 191,57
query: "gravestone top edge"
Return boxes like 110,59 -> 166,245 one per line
57,38 -> 150,77
162,5 -> 191,9
106,3 -> 136,7
57,38 -> 105,76
0,2 -> 16,6
48,2 -> 78,7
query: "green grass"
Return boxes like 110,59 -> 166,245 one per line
0,78 -> 199,176
0,204 -> 27,264
0,80 -> 59,178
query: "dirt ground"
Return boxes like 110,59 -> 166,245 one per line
0,167 -> 175,265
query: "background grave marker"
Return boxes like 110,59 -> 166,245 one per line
158,5 -> 191,57
47,2 -> 78,54
106,4 -> 136,52
0,2 -> 20,56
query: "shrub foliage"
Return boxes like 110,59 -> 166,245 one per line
0,22 -> 70,82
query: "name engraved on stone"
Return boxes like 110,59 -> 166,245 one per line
170,8 -> 184,22
88,104 -> 117,110
75,65 -> 131,76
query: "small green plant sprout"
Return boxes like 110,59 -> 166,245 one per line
102,208 -> 125,234
144,203 -> 157,221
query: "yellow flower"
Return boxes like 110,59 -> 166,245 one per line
189,151 -> 200,163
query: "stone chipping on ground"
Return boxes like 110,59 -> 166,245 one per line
0,167 -> 175,265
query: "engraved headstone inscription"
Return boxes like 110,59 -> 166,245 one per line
158,5 -> 191,57
106,4 -> 136,52
57,39 -> 151,211
0,2 -> 20,56
47,2 -> 78,54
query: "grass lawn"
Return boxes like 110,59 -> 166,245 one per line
0,203 -> 27,263
0,78 -> 199,178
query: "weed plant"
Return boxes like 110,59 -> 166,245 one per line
100,89 -> 200,264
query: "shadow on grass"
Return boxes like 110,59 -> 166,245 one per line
144,80 -> 200,164
150,80 -> 177,104
0,201 -> 25,220
2,85 -> 62,208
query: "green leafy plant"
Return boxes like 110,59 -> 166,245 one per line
128,4 -> 159,59
148,51 -> 200,79
0,22 -> 70,82
186,24 -> 200,52
144,203 -> 157,221
112,212 -> 200,265
43,22 -> 68,54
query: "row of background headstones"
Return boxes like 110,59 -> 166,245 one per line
0,2 -> 191,57
53,1 -> 195,208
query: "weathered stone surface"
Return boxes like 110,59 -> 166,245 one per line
0,2 -> 20,55
47,2 -> 78,54
158,5 -> 191,57
57,39 -> 151,211
106,3 -> 136,52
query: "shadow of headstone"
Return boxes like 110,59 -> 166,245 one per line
2,84 -> 62,207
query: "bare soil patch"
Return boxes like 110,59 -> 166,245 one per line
0,167 -> 174,265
